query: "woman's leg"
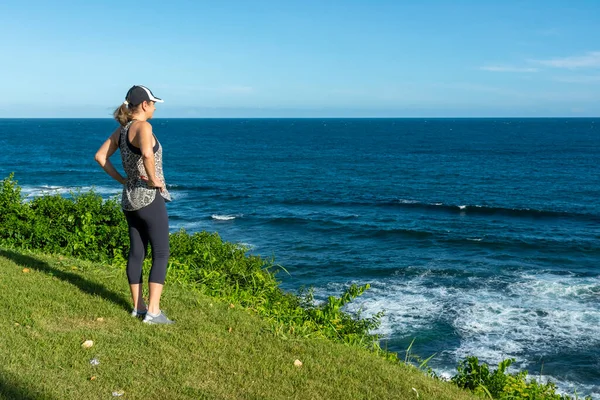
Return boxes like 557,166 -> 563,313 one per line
135,195 -> 170,315
130,283 -> 147,313
124,211 -> 149,312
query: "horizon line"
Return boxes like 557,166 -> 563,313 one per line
1,116 -> 599,119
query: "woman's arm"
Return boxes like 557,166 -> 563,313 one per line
95,127 -> 126,185
138,121 -> 164,190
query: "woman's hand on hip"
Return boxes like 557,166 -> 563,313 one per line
140,175 -> 165,192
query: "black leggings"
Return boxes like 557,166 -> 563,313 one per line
124,193 -> 170,285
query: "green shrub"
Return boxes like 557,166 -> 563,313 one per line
0,173 -> 34,247
451,357 -> 591,399
0,174 -> 128,261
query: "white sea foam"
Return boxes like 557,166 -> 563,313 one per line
538,376 -> 600,399
460,276 -> 593,356
20,184 -> 190,201
398,199 -> 420,204
20,185 -> 120,199
458,205 -> 467,210
171,220 -> 211,232
236,242 -> 256,250
212,214 -> 237,221
169,191 -> 187,200
315,270 -> 600,398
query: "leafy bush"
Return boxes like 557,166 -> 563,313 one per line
452,357 -> 513,397
0,173 -> 34,245
0,174 -> 128,261
451,357 -> 591,400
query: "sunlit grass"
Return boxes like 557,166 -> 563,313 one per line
0,249 -> 477,400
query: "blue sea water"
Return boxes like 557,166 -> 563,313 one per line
1,118 -> 599,397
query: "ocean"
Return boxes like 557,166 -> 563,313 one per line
1,118 -> 598,397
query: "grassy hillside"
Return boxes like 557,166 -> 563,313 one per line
0,248 -> 477,400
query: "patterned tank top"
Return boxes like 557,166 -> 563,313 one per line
119,120 -> 172,211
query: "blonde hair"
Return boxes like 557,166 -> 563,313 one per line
113,103 -> 133,126
113,102 -> 153,126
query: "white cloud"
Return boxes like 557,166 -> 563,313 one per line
533,51 -> 600,69
552,75 -> 600,84
479,66 -> 539,73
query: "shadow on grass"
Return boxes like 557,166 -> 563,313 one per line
0,249 -> 131,313
0,370 -> 54,400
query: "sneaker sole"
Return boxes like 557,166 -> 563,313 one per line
142,320 -> 174,325
142,315 -> 174,324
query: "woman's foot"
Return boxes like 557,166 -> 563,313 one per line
130,309 -> 147,318
143,310 -> 174,325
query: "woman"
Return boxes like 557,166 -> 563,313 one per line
94,85 -> 174,325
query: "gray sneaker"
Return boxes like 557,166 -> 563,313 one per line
131,309 -> 147,318
143,311 -> 175,325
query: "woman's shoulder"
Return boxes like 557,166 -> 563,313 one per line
130,120 -> 152,129
128,121 -> 153,140
131,120 -> 153,134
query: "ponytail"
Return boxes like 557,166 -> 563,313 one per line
113,103 -> 133,126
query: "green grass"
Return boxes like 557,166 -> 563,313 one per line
0,248 -> 478,400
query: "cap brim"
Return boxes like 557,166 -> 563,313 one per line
138,86 -> 164,103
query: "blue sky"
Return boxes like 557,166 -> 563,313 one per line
1,0 -> 599,117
